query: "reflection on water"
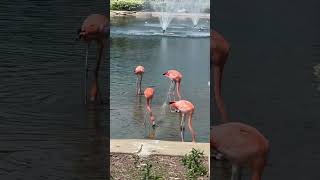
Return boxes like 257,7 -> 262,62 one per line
0,0 -> 107,179
110,17 -> 210,142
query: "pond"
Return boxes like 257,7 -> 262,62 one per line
110,14 -> 210,142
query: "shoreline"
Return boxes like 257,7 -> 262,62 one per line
110,139 -> 210,157
110,139 -> 210,179
110,10 -> 210,19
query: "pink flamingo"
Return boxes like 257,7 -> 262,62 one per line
163,70 -> 182,101
211,30 -> 269,180
169,100 -> 196,143
144,88 -> 155,127
134,65 -> 144,95
78,14 -> 108,103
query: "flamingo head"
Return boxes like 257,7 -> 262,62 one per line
169,101 -> 177,109
134,66 -> 144,75
162,71 -> 170,78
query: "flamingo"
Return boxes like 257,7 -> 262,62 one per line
134,65 -> 144,95
77,14 -> 108,104
169,100 -> 196,143
211,30 -> 269,180
163,70 -> 182,105
144,87 -> 155,127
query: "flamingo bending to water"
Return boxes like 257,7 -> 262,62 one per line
134,65 -> 144,95
169,100 -> 196,143
163,70 -> 182,101
78,14 -> 108,103
144,87 -> 155,127
211,31 -> 269,180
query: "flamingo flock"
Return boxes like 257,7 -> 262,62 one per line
77,14 -> 270,179
134,65 -> 197,143
211,30 -> 270,180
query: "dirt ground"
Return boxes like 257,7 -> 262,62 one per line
110,153 -> 209,180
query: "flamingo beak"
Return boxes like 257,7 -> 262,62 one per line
162,72 -> 166,75
169,101 -> 175,105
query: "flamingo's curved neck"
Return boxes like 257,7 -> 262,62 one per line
213,65 -> 229,123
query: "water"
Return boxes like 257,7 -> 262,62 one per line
110,16 -> 210,142
0,0 -> 108,179
212,0 -> 320,179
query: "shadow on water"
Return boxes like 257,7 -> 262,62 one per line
0,0 -> 108,179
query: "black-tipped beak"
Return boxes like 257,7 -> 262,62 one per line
169,101 -> 175,105
162,72 -> 166,75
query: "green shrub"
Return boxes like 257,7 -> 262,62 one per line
111,0 -> 145,11
182,148 -> 208,180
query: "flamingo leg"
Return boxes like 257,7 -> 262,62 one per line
180,113 -> 185,142
187,112 -> 196,142
84,43 -> 89,104
139,74 -> 143,95
136,75 -> 139,95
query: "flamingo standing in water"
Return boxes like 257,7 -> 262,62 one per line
134,65 -> 144,95
144,87 -> 155,127
211,30 -> 269,180
162,70 -> 182,113
169,100 -> 196,143
78,14 -> 108,104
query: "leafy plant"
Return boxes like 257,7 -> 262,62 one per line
182,148 -> 208,179
111,0 -> 145,11
141,161 -> 162,180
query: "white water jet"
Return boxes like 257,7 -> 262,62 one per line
149,0 -> 182,32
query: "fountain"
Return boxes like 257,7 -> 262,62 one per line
149,0 -> 182,32
148,0 -> 210,32
189,0 -> 210,27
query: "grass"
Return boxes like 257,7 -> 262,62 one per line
111,0 -> 145,11
182,148 -> 208,180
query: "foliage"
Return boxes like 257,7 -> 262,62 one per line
141,161 -> 162,180
182,148 -> 208,179
111,0 -> 145,11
